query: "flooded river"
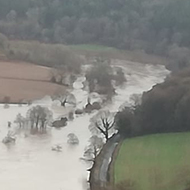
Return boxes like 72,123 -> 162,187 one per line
0,60 -> 169,190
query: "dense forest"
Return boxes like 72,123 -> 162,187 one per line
0,0 -> 190,69
116,68 -> 190,137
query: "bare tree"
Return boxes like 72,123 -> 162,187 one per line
14,113 -> 27,128
89,110 -> 116,142
27,106 -> 53,129
83,135 -> 103,163
51,90 -> 76,107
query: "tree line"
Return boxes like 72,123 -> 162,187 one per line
0,0 -> 190,69
116,68 -> 190,138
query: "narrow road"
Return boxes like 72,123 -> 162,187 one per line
99,134 -> 121,186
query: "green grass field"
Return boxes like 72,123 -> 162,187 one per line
69,43 -> 169,65
69,44 -> 116,51
114,132 -> 190,190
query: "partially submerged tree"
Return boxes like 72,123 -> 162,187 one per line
68,111 -> 74,120
14,113 -> 27,128
89,110 -> 116,142
114,67 -> 126,86
85,58 -> 115,95
84,96 -> 102,113
2,132 -> 16,144
51,90 -> 76,107
27,106 -> 53,129
67,133 -> 79,145
83,135 -> 103,163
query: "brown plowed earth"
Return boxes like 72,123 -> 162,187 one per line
0,60 -> 65,103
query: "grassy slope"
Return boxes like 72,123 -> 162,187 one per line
69,44 -> 169,65
69,44 -> 116,51
8,41 -> 170,65
114,132 -> 190,190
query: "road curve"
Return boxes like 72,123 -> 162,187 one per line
99,134 -> 121,186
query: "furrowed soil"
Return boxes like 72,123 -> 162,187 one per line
0,60 -> 65,103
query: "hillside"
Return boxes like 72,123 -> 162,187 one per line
114,132 -> 190,190
0,0 -> 190,70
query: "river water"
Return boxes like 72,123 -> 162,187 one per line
0,60 -> 169,190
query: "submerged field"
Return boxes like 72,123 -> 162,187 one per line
114,132 -> 190,190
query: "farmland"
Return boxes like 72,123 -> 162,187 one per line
114,132 -> 190,190
0,60 -> 65,103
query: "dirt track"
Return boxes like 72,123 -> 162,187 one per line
0,61 -> 65,103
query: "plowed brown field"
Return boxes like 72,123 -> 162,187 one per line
0,61 -> 65,103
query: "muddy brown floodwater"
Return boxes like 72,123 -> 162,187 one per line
0,60 -> 169,190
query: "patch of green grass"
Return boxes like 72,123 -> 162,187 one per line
114,132 -> 190,190
69,44 -> 116,51
69,43 -> 169,65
